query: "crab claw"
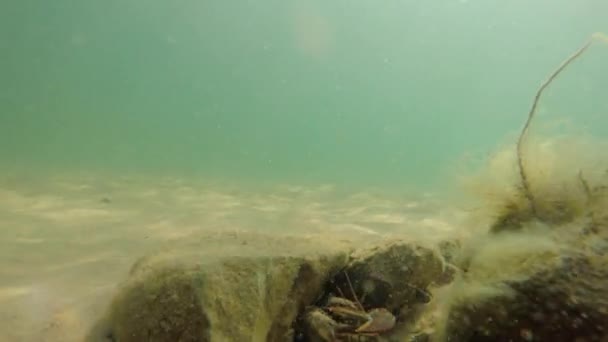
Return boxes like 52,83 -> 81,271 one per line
305,307 -> 341,342
354,308 -> 396,334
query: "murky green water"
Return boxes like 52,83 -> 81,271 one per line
2,1 -> 608,340
3,0 -> 606,190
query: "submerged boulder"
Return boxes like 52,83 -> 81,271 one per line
86,239 -> 454,342
440,252 -> 608,341
435,216 -> 608,342
87,251 -> 349,342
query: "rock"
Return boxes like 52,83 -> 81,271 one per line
86,250 -> 349,342
87,238 -> 457,342
441,252 -> 608,341
294,240 -> 449,341
437,239 -> 461,265
435,224 -> 608,341
341,241 -> 445,314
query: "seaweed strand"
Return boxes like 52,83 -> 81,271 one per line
516,33 -> 607,217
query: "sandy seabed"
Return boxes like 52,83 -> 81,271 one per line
0,171 -> 468,342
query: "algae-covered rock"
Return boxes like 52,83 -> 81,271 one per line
89,264 -> 211,342
87,251 -> 349,342
341,241 -> 445,314
88,238 -> 456,342
435,217 -> 608,342
440,252 -> 608,341
294,241 -> 450,341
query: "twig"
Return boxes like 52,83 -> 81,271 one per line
343,271 -> 364,311
578,170 -> 592,200
516,33 -> 607,216
592,32 -> 608,43
578,169 -> 600,234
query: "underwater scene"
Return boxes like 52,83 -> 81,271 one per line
2,0 -> 608,341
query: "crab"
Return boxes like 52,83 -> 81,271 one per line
304,272 -> 397,342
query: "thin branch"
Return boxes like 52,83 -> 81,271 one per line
343,271 -> 364,311
516,35 -> 603,216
